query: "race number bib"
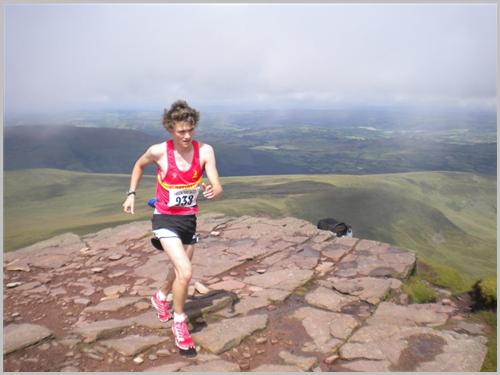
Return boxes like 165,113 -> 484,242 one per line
168,187 -> 200,208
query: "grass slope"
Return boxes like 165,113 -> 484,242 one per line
4,169 -> 496,286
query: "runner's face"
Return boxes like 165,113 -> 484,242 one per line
170,121 -> 195,149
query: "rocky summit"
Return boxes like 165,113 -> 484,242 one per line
3,214 -> 488,372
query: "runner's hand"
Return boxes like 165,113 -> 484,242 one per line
123,195 -> 135,214
201,182 -> 215,199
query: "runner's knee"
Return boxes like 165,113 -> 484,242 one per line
175,265 -> 192,285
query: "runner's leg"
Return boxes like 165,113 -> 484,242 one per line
160,244 -> 194,296
159,238 -> 192,314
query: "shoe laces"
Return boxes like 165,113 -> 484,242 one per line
174,320 -> 189,341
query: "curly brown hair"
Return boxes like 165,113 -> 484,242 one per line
162,100 -> 200,131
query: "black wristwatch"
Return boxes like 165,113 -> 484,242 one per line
127,191 -> 136,196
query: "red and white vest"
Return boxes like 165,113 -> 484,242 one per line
155,140 -> 203,215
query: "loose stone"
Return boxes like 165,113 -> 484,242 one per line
39,343 -> 51,351
324,354 -> 338,365
108,253 -> 124,261
194,281 -> 210,294
7,282 -> 23,288
239,361 -> 250,370
86,352 -> 104,361
156,349 -> 170,357
74,298 -> 91,306
134,302 -> 150,311
133,356 -> 144,364
256,337 -> 268,344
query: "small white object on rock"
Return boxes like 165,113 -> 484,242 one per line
74,298 -> 91,306
256,269 -> 267,274
133,355 -> 144,364
7,282 -> 23,288
108,253 -> 124,261
194,281 -> 210,295
156,349 -> 170,357
210,231 -> 221,236
134,302 -> 150,311
324,354 -> 338,365
79,247 -> 90,255
91,267 -> 105,273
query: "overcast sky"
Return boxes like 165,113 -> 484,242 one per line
5,3 -> 497,114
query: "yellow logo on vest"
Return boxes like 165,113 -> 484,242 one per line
192,170 -> 198,179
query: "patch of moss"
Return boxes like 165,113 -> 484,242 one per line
473,310 -> 497,372
293,286 -> 308,297
403,276 -> 437,304
418,260 -> 469,294
478,276 -> 497,306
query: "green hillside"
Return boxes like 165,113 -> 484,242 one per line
4,169 -> 496,287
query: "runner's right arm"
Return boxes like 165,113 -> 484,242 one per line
123,144 -> 163,214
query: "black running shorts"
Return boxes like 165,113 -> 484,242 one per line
152,214 -> 198,245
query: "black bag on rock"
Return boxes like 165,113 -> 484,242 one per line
317,218 -> 352,237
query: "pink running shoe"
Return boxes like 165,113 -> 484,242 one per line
151,291 -> 172,322
172,319 -> 195,350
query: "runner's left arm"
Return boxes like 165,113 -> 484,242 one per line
201,144 -> 223,199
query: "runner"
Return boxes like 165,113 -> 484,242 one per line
122,100 -> 223,352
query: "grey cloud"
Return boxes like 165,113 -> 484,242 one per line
5,3 -> 497,113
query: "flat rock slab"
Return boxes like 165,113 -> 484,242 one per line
192,314 -> 268,354
366,301 -> 454,327
4,323 -> 53,354
325,276 -> 398,304
181,359 -> 240,372
144,361 -> 189,372
100,335 -> 168,356
84,297 -> 145,313
305,286 -> 359,312
252,364 -> 303,372
334,240 -> 416,278
339,302 -> 487,372
321,242 -> 354,262
224,295 -> 270,317
279,350 -> 317,371
209,279 -> 247,291
83,221 -> 150,251
342,326 -> 487,372
293,307 -> 358,352
336,359 -> 392,372
4,233 -> 84,263
184,292 -> 236,319
243,269 -> 314,291
73,319 -> 133,342
252,288 -> 292,303
133,254 -> 169,282
191,245 -> 245,279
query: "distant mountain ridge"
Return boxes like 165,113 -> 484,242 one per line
4,125 -> 158,174
4,124 -> 496,176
